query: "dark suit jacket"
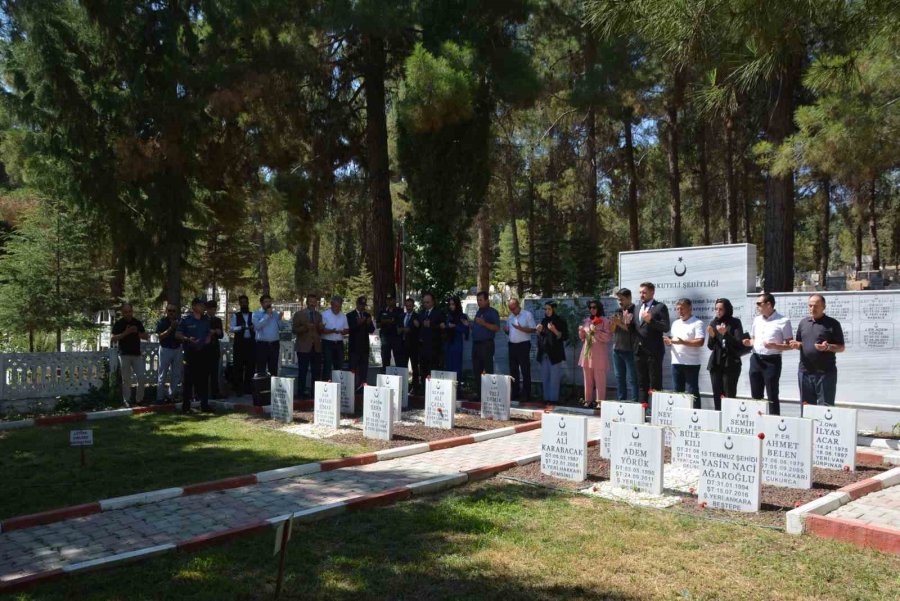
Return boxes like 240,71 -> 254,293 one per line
706,317 -> 745,371
347,310 -> 375,354
635,300 -> 671,356
400,310 -> 419,354
416,307 -> 443,360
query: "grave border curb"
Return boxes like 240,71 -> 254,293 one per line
0,402 -> 188,431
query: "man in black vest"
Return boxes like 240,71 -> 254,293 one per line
229,294 -> 255,395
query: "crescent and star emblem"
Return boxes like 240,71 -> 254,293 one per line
674,257 -> 687,277
617,406 -> 625,416
691,413 -> 699,423
778,420 -> 788,432
724,437 -> 734,450
739,402 -> 747,412
631,427 -> 641,440
559,418 -> 567,430
824,410 -> 833,420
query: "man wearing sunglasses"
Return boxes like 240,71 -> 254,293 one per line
743,292 -> 793,415
155,303 -> 183,403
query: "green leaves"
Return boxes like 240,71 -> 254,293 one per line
400,43 -> 478,133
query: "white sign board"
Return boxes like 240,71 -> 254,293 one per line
481,374 -> 513,421
671,408 -> 721,470
651,391 -> 694,445
270,376 -> 295,424
376,374 -> 404,423
69,429 -> 93,447
699,431 -> 762,512
425,377 -> 455,429
273,518 -> 293,556
599,401 -> 645,459
363,386 -> 394,441
802,405 -> 858,471
430,370 -> 457,381
332,370 -> 355,414
540,414 -> 588,481
610,422 -> 665,495
314,381 -> 341,430
757,415 -> 814,489
385,366 -> 409,409
722,397 -> 769,435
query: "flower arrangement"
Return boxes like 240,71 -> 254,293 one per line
581,316 -> 605,359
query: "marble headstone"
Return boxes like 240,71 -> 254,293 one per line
699,431 -> 762,512
721,397 -> 769,436
363,385 -> 394,441
540,413 -> 588,481
385,366 -> 409,409
802,405 -> 858,472
376,374 -> 404,423
671,408 -> 721,470
331,370 -> 355,414
270,376 -> 295,424
610,422 -> 665,495
756,414 -> 814,489
651,391 -> 694,445
314,381 -> 341,430
599,401 -> 645,459
430,369 -> 457,381
481,374 -> 513,421
425,377 -> 456,429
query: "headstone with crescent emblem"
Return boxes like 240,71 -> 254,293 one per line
270,376 -> 295,424
699,431 -> 762,512
425,377 -> 456,429
651,391 -> 694,445
721,397 -> 769,436
540,413 -> 588,481
376,374 -> 404,423
756,414 -> 814,488
481,374 -> 513,421
599,401 -> 645,459
314,381 -> 341,430
610,422 -> 665,495
671,408 -> 721,470
430,370 -> 457,381
363,385 -> 394,440
385,366 -> 409,408
801,405 -> 857,471
331,370 -> 355,413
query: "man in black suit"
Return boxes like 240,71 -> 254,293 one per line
635,281 -> 671,412
415,292 -> 443,389
399,297 -> 420,393
347,296 -> 375,392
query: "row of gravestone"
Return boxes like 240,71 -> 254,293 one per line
542,392 -> 858,513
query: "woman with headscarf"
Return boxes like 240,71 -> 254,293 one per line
578,300 -> 611,408
536,301 -> 569,403
706,297 -> 745,410
441,296 -> 469,375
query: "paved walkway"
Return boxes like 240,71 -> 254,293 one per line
0,418 -> 602,586
828,485 -> 900,531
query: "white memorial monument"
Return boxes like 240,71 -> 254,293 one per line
722,397 -> 769,435
314,381 -> 341,430
481,374 -> 513,420
757,414 -> 814,489
599,401 -> 645,459
363,385 -> 394,441
385,366 -> 409,409
651,391 -> 694,445
376,374 -> 404,423
699,431 -> 762,512
430,370 -> 457,381
540,413 -> 588,481
671,408 -> 721,470
802,405 -> 858,471
332,370 -> 355,413
610,422 -> 665,495
270,376 -> 294,424
425,377 -> 456,429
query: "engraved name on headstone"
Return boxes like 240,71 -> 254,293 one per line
599,401 -> 645,459
610,422 -> 665,495
722,398 -> 769,435
270,376 -> 295,424
540,413 -> 588,481
699,431 -> 762,512
756,414 -> 813,489
363,385 -> 394,441
331,370 -> 355,413
802,405 -> 858,472
671,408 -> 721,470
314,381 -> 341,430
481,374 -> 512,421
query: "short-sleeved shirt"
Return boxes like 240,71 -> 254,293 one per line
178,313 -> 211,352
472,306 -> 500,342
155,317 -> 181,350
322,309 -> 349,342
507,310 -> 536,344
751,311 -> 793,355
669,316 -> 705,365
377,307 -> 404,338
795,315 -> 845,373
112,318 -> 145,356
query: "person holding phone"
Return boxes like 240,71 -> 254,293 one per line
111,302 -> 150,407
789,294 -> 844,406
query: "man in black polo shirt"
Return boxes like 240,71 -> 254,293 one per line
111,303 -> 150,406
789,294 -> 845,406
377,293 -> 404,371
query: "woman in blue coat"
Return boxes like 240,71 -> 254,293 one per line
442,296 -> 469,375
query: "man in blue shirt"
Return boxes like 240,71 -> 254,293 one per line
471,291 -> 500,401
253,294 -> 282,377
177,298 -> 213,413
155,303 -> 182,403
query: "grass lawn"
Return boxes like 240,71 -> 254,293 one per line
0,413 -> 369,519
13,480 -> 899,601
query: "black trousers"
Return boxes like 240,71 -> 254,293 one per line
206,343 -> 221,399
296,351 -> 321,397
183,348 -> 209,410
349,349 -> 369,391
380,336 -> 403,370
508,341 -> 532,402
322,340 -> 344,376
404,342 -> 420,392
749,353 -> 782,415
472,339 -> 496,400
232,338 -> 255,394
255,340 -> 280,376
635,347 -> 663,407
709,367 -> 741,411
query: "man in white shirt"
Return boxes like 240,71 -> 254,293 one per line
663,298 -> 705,408
743,292 -> 793,415
321,295 -> 349,376
504,298 -> 536,403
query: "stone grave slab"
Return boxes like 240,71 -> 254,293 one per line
385,366 -> 409,408
541,413 -> 588,481
756,414 -> 813,489
363,385 -> 394,441
331,370 -> 355,413
610,422 -> 665,495
651,391 -> 694,445
481,374 -> 513,421
671,408 -> 721,470
270,376 -> 295,424
599,401 -> 645,459
376,374 -> 404,423
430,369 -> 457,381
425,377 -> 456,429
314,381 -> 341,430
699,431 -> 762,512
802,405 -> 858,472
721,397 -> 769,436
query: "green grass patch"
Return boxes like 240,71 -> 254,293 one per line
14,481 -> 900,600
0,413 -> 368,519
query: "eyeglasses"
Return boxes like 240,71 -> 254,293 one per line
755,302 -> 764,306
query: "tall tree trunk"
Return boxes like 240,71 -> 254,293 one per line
528,179 -> 537,291
109,238 -> 126,303
869,178 -> 881,271
477,209 -> 491,292
363,34 -> 394,307
665,70 -> 686,248
818,178 -> 831,288
742,155 -> 753,244
697,123 -> 711,245
505,171 -> 524,295
252,208 -> 269,297
311,231 -> 320,275
855,219 -> 863,274
623,117 -> 640,250
29,329 -> 34,353
724,115 -> 738,244
583,35 -> 599,290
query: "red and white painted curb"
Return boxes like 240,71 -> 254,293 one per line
0,402 -> 197,431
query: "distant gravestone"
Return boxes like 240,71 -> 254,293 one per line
425,377 -> 455,429
599,401 -> 645,459
481,374 -> 513,421
802,405 -> 858,472
331,370 -> 355,413
610,422 -> 665,495
721,398 -> 769,436
651,391 -> 694,445
756,414 -> 814,489
671,408 -> 721,470
540,413 -> 588,481
699,431 -> 762,512
430,370 -> 457,381
314,381 -> 341,430
270,376 -> 295,424
363,385 -> 393,441
376,374 -> 404,423
385,366 -> 410,409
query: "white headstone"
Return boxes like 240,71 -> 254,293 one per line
721,397 -> 769,435
314,381 -> 341,430
671,408 -> 721,470
376,374 -> 404,423
331,370 -> 355,413
802,405 -> 858,472
430,369 -> 457,381
699,431 -> 762,512
385,366 -> 409,408
756,414 -> 814,489
599,401 -> 645,459
363,385 -> 394,441
540,413 -> 588,481
270,376 -> 295,424
651,391 -> 694,445
610,422 -> 665,495
481,374 -> 512,421
425,377 -> 456,429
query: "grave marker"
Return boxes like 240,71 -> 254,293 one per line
425,377 -> 455,429
540,413 -> 588,481
651,391 -> 694,445
481,374 -> 513,421
270,376 -> 295,424
430,370 -> 457,381
376,374 -> 404,422
671,408 -> 721,470
756,415 -> 813,489
599,401 -> 645,459
331,370 -> 355,413
721,397 -> 769,435
363,386 -> 394,440
610,422 -> 665,495
802,405 -> 858,472
385,366 -> 410,409
699,431 -> 762,512
314,381 -> 341,430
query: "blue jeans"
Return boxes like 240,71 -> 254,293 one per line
799,370 -> 837,406
613,350 -> 639,401
672,364 -> 701,408
540,357 -> 564,403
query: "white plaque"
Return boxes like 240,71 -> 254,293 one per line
540,413 -> 588,481
651,391 -> 694,445
481,374 -> 512,421
425,377 -> 455,429
599,401 -> 645,459
756,415 -> 813,489
376,374 -> 404,423
699,431 -> 762,512
69,429 -> 93,447
430,369 -> 457,381
385,366 -> 409,408
363,386 -> 394,441
314,381 -> 341,430
331,370 -> 355,413
270,376 -> 295,424
671,408 -> 721,470
610,422 -> 665,495
721,397 -> 769,435
802,405 -> 858,472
